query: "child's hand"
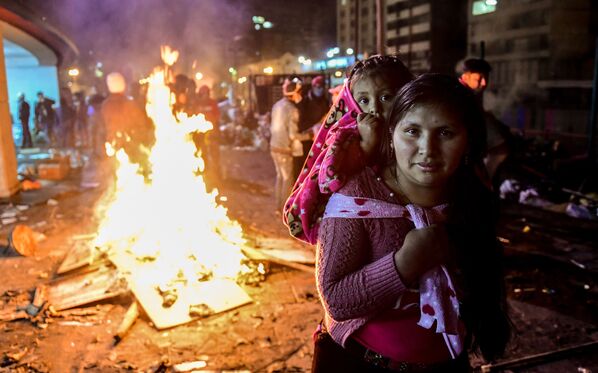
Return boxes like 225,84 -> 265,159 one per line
394,225 -> 450,285
357,113 -> 381,158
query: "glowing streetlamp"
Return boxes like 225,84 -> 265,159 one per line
68,68 -> 80,77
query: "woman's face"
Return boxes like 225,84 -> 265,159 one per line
393,103 -> 468,190
351,76 -> 395,121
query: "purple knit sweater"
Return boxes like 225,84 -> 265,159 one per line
317,167 -> 418,347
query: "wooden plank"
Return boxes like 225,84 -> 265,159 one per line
56,241 -> 94,274
241,246 -> 314,274
128,273 -> 252,330
258,248 -> 315,265
47,268 -> 128,311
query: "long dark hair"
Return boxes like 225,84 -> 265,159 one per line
381,74 -> 511,361
347,54 -> 413,93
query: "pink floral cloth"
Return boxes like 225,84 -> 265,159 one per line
283,82 -> 366,244
324,193 -> 464,358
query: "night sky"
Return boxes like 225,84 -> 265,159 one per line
22,0 -> 336,79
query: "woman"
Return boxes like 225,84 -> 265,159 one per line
313,74 -> 510,372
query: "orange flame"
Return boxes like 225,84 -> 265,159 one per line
93,52 -> 247,297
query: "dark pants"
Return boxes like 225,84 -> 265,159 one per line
20,118 -> 33,148
312,330 -> 471,373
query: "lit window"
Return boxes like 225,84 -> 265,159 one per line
472,0 -> 496,16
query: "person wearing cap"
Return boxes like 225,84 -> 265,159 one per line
269,76 -> 309,212
296,75 -> 331,180
459,58 -> 511,183
101,72 -> 154,175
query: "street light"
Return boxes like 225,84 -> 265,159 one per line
195,72 -> 204,80
346,48 -> 354,55
68,68 -> 80,77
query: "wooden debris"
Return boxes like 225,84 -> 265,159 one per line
47,267 -> 128,311
242,246 -> 314,274
129,274 -> 251,329
56,241 -> 94,274
113,301 -> 139,345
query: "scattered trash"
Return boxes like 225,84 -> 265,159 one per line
21,179 -> 42,191
172,360 -> 208,372
499,179 -> 520,200
565,203 -> 594,220
47,199 -> 59,206
3,347 -> 29,364
71,233 -> 98,241
519,188 -> 553,208
570,259 -> 586,269
1,217 -> 17,225
80,181 -> 100,189
0,225 -> 39,257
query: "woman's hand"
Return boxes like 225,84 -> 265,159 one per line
357,113 -> 381,158
394,225 -> 450,285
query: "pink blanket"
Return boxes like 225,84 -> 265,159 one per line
283,82 -> 365,244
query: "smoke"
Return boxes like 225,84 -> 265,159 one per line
30,0 -> 251,80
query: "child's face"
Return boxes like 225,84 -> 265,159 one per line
351,76 -> 395,121
393,103 -> 468,190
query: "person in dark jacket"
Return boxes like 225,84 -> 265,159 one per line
101,72 -> 154,176
34,91 -> 58,146
17,93 -> 33,148
296,75 -> 331,179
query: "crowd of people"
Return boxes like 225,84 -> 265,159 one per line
15,89 -> 104,153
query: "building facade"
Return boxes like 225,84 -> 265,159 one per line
467,0 -> 597,140
337,0 -> 378,56
385,0 -> 467,74
337,0 -> 467,75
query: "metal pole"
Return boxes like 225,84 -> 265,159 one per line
376,0 -> 384,54
480,40 -> 485,60
587,36 -> 598,164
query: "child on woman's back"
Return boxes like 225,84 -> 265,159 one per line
283,55 -> 413,243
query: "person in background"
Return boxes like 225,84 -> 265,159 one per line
74,91 -> 89,147
17,93 -> 33,148
196,84 -> 222,184
59,88 -> 75,148
296,75 -> 331,180
101,72 -> 154,176
270,76 -> 309,212
34,91 -> 58,146
87,90 -> 106,158
459,58 -> 511,184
